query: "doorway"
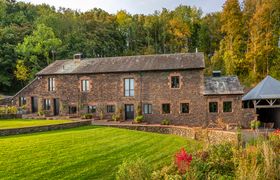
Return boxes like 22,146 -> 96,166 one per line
257,108 -> 280,128
53,98 -> 60,116
125,104 -> 134,120
31,96 -> 38,113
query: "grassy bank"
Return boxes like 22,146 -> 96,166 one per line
0,119 -> 73,129
0,126 -> 202,179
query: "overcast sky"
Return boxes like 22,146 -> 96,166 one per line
20,0 -> 227,14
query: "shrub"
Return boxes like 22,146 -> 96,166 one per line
151,164 -> 178,180
161,119 -> 170,125
37,110 -> 45,116
82,114 -> 93,119
207,143 -> 235,177
134,115 -> 144,123
99,110 -> 104,120
250,120 -> 261,130
234,139 -> 280,180
112,106 -> 123,121
269,129 -> 280,153
116,158 -> 151,180
0,106 -> 18,114
136,103 -> 142,116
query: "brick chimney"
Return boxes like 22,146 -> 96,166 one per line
73,53 -> 83,62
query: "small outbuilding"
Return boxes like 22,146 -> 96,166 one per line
242,76 -> 280,128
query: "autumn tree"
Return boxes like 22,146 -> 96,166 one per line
216,0 -> 247,76
246,0 -> 280,82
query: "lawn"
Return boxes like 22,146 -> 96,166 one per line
0,119 -> 73,129
0,126 -> 202,180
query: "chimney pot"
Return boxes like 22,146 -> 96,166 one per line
212,71 -> 221,77
74,53 -> 83,61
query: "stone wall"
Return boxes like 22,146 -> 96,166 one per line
0,114 -> 22,119
97,123 -> 239,144
0,120 -> 91,136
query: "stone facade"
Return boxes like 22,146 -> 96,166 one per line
12,69 -> 253,127
11,53 -> 255,127
13,70 -> 207,126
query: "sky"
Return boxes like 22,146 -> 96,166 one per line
20,0 -> 227,15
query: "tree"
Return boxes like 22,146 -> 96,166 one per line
217,0 -> 247,76
14,60 -> 29,81
246,0 -> 280,82
16,24 -> 62,79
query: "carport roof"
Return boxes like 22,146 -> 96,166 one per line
242,76 -> 280,101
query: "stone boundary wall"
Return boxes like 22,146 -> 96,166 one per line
0,120 -> 91,136
96,124 -> 238,144
0,114 -> 22,119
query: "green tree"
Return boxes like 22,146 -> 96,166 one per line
14,60 -> 29,81
16,24 -> 62,79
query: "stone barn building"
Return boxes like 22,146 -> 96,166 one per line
12,53 -> 254,127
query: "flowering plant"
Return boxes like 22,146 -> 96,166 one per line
175,148 -> 192,174
272,129 -> 280,136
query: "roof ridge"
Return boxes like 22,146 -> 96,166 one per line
55,52 -> 204,62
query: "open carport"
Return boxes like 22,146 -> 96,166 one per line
242,76 -> 280,128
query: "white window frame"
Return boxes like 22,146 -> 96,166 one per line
124,78 -> 134,97
143,104 -> 152,114
81,80 -> 90,92
48,78 -> 55,91
43,99 -> 51,110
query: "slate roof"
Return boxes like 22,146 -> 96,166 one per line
36,53 -> 205,75
204,76 -> 244,95
242,76 -> 280,101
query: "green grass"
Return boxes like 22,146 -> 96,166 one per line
0,126 -> 202,179
0,119 -> 73,129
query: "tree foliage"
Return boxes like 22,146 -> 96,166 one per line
0,0 -> 279,93
16,23 -> 62,78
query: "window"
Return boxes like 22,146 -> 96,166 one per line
107,105 -> 115,113
48,78 -> 55,91
124,78 -> 134,97
180,103 -> 189,113
143,104 -> 152,114
69,106 -> 77,114
242,101 -> 254,109
43,99 -> 51,110
81,80 -> 90,92
209,102 -> 218,113
223,101 -> 232,112
19,97 -> 26,106
162,104 -> 170,114
87,106 -> 96,113
171,76 -> 180,88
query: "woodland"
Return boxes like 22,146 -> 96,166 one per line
0,0 -> 279,93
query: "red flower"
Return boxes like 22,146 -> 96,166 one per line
273,129 -> 280,136
175,148 -> 192,174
